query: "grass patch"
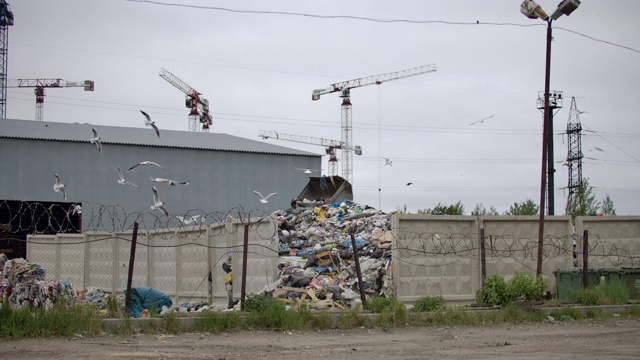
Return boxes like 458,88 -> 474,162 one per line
550,307 -> 584,321
570,279 -> 629,306
336,306 -> 368,329
373,300 -> 407,328
413,296 -> 446,312
0,302 -> 102,339
195,311 -> 242,333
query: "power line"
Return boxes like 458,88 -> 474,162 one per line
127,0 -> 640,54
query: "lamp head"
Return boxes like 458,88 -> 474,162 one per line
551,0 -> 581,20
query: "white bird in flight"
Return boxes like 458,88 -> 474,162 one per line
117,166 -> 138,187
469,115 -> 495,126
295,167 -> 320,175
126,161 -> 168,173
53,174 -> 66,201
140,110 -> 160,138
150,177 -> 189,186
71,204 -> 82,215
383,158 -> 392,166
176,215 -> 201,225
89,128 -> 102,153
151,186 -> 169,216
253,191 -> 277,204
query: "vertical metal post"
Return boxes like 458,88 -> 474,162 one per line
240,223 -> 249,311
480,228 -> 486,287
350,233 -> 368,309
582,230 -> 589,288
537,19 -> 553,277
125,222 -> 139,316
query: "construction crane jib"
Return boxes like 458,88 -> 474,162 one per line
159,68 -> 212,133
7,78 -> 94,121
258,129 -> 362,178
311,64 -> 437,184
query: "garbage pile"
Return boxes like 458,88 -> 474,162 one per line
260,199 -> 393,309
0,253 -> 79,310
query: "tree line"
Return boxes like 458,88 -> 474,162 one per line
412,178 -> 616,219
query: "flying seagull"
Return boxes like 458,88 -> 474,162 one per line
140,110 -> 160,138
126,161 -> 168,173
176,215 -> 201,225
406,182 -> 414,186
150,177 -> 189,186
253,190 -> 277,204
383,158 -> 392,166
89,128 -> 102,153
295,167 -> 320,175
53,173 -> 66,201
71,204 -> 82,215
151,186 -> 169,216
469,115 -> 495,126
117,166 -> 138,187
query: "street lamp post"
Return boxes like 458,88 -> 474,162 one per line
520,0 -> 580,276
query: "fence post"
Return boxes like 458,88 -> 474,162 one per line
582,229 -> 589,288
350,233 -> 368,310
480,228 -> 486,287
125,222 -> 139,316
240,223 -> 249,311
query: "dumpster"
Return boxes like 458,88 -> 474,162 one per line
553,268 -> 600,303
600,267 -> 640,300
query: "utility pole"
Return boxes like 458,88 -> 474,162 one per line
537,90 -> 563,215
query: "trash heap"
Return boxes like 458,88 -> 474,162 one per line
259,199 -> 393,309
0,253 -> 79,310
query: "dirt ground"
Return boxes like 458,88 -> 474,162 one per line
1,317 -> 639,360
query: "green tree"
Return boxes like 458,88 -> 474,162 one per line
417,201 -> 465,215
471,203 -> 499,216
601,194 -> 616,216
505,199 -> 539,215
566,178 -> 600,219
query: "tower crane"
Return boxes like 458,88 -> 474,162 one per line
7,78 -> 94,121
312,64 -> 437,184
159,68 -> 212,133
0,0 -> 14,119
258,130 -> 362,179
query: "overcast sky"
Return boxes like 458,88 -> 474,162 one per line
6,0 -> 640,215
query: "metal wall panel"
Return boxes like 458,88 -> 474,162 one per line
0,138 -> 321,231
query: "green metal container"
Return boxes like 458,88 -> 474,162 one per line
553,268 -> 600,303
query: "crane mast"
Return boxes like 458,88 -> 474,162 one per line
312,64 -> 436,184
258,129 -> 362,178
0,0 -> 14,119
7,78 -> 94,121
159,68 -> 212,133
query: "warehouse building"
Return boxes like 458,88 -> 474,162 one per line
0,118 -> 322,235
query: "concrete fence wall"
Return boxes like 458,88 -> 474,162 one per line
27,215 -> 639,306
27,218 -> 277,307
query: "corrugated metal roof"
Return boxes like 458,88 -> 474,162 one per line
0,118 -> 320,157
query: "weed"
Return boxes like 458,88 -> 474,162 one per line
550,308 -> 584,321
159,312 -> 182,334
413,296 -> 446,312
0,302 -> 102,338
336,306 -> 368,329
570,287 -> 603,306
373,300 -> 407,328
476,274 -> 510,306
367,297 -> 396,313
195,312 -> 242,333
600,279 -> 628,305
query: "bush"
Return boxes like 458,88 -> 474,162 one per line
477,272 -> 549,306
413,296 -> 446,312
476,274 -> 509,306
368,297 -> 396,313
508,271 -> 549,302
